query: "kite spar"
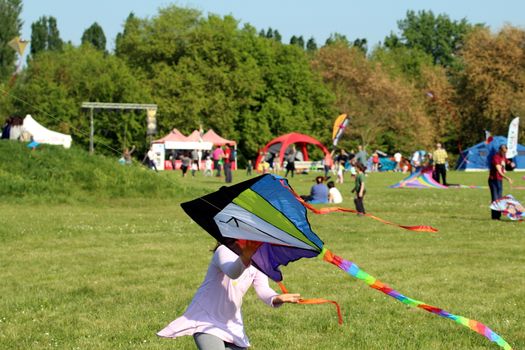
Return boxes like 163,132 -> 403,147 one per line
181,174 -> 512,349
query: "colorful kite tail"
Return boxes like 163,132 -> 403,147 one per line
320,248 -> 512,350
277,282 -> 343,325
279,179 -> 437,232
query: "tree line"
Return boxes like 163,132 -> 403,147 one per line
1,0 -> 524,163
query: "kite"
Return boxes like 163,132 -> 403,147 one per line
490,195 -> 524,221
181,174 -> 512,349
332,113 -> 349,147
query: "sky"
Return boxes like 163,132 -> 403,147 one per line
19,0 -> 525,52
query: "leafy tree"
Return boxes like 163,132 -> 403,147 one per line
312,42 -> 434,152
324,33 -> 350,47
352,38 -> 367,54
81,22 -> 107,52
30,16 -> 63,56
11,45 -> 151,153
306,37 -> 317,53
272,29 -> 282,42
456,25 -> 525,145
371,45 -> 458,145
289,35 -> 304,49
0,0 -> 22,82
385,10 -> 478,68
115,6 -> 334,158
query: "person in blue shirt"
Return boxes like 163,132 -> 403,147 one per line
300,176 -> 328,204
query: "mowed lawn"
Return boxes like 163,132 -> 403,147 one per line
1,170 -> 524,349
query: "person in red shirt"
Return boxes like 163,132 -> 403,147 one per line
223,144 -> 234,183
488,144 -> 514,220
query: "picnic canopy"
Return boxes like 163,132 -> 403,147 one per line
202,129 -> 236,146
153,128 -> 212,150
456,136 -> 525,171
255,132 -> 330,170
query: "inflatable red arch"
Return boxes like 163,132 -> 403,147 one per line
255,132 -> 330,170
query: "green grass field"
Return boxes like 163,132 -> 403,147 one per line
1,142 -> 524,349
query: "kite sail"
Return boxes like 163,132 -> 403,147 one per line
332,113 -> 349,146
490,195 -> 524,221
506,117 -> 520,159
181,174 -> 512,349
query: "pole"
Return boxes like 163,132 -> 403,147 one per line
89,108 -> 94,154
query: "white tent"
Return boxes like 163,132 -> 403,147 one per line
23,115 -> 72,149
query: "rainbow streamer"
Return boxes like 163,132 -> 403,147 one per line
321,248 -> 512,350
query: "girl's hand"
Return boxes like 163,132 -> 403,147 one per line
236,240 -> 263,266
272,293 -> 301,306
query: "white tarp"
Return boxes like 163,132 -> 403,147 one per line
22,114 -> 72,149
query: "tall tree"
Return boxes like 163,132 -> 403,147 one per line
81,22 -> 106,52
115,6 -> 334,158
30,16 -> 63,56
0,0 -> 22,82
306,37 -> 317,53
289,35 -> 304,49
312,42 -> 434,152
12,44 -> 151,153
385,10 -> 478,68
324,33 -> 350,47
352,38 -> 367,54
456,25 -> 525,145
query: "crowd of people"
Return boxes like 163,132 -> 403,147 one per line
131,140 -> 519,221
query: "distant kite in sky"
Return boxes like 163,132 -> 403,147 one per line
181,174 -> 512,349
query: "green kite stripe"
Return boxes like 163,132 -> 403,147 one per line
233,189 -> 317,249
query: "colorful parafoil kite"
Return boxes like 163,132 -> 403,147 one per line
490,195 -> 524,221
181,174 -> 512,349
332,113 -> 349,147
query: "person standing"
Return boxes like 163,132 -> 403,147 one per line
371,152 -> 379,172
246,160 -> 253,176
352,163 -> 367,215
285,147 -> 296,178
204,157 -> 213,176
147,146 -> 158,172
180,153 -> 191,177
212,146 -> 224,177
355,145 -> 367,167
323,152 -> 334,178
432,143 -> 448,185
393,152 -> 402,172
488,144 -> 514,220
223,144 -> 233,183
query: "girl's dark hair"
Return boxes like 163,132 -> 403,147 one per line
356,162 -> 367,172
327,181 -> 335,188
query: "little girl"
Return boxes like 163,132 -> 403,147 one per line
157,241 -> 300,349
336,161 -> 345,183
352,162 -> 366,215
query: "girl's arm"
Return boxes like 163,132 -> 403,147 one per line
252,269 -> 300,307
359,181 -> 365,197
213,241 -> 262,279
